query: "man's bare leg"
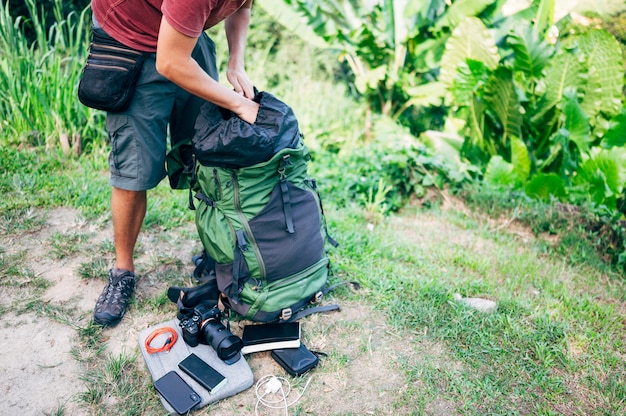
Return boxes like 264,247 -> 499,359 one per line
93,187 -> 146,326
111,187 -> 147,272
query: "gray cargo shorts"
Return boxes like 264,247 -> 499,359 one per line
106,33 -> 217,191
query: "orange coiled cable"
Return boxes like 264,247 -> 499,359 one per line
144,326 -> 178,354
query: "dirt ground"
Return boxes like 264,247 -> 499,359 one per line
2,206 -> 461,416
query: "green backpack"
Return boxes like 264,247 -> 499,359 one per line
169,91 -> 338,322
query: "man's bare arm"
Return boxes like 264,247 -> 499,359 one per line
155,15 -> 258,124
225,0 -> 254,98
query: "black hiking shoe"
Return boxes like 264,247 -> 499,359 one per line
93,269 -> 135,327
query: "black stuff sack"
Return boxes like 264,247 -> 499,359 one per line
192,91 -> 301,168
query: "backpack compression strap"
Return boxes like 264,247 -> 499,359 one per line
280,304 -> 341,322
307,178 -> 339,248
278,155 -> 295,233
278,280 -> 360,322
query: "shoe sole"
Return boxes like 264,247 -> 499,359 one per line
93,312 -> 125,327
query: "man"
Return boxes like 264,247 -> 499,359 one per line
91,0 -> 259,327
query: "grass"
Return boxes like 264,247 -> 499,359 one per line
2,156 -> 625,414
330,204 -> 625,414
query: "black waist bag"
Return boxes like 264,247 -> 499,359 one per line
78,28 -> 149,112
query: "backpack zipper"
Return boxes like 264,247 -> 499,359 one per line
231,172 -> 267,279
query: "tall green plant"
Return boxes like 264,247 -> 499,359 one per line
264,0 -> 510,136
0,0 -> 101,152
440,8 -> 625,210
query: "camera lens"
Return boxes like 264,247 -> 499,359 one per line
217,336 -> 243,362
214,330 -> 243,361
202,320 -> 243,362
196,305 -> 243,363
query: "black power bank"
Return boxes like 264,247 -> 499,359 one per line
153,370 -> 201,415
178,353 -> 228,394
271,344 -> 319,376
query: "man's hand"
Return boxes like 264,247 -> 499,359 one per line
225,0 -> 254,100
227,66 -> 254,99
236,98 -> 259,124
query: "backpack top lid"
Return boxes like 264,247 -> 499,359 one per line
192,91 -> 301,169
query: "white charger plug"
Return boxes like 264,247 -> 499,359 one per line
265,375 -> 282,394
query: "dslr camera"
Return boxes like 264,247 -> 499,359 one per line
179,301 -> 243,364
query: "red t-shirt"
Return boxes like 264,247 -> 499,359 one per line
92,0 -> 247,52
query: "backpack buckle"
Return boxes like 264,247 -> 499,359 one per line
280,308 -> 292,321
311,291 -> 323,304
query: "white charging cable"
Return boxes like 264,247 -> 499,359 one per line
254,374 -> 313,416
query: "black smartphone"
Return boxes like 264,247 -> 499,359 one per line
178,353 -> 228,394
153,370 -> 201,415
271,344 -> 319,376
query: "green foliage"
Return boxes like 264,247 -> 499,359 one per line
600,10 -> 626,84
485,68 -> 523,146
602,107 -> 626,148
507,22 -> 554,78
434,0 -> 496,31
511,136 -> 531,182
0,0 -> 102,152
524,173 -> 567,201
7,0 -> 89,42
270,0 -> 510,135
439,17 -> 499,87
484,155 -> 517,187
577,28 -> 624,120
268,1 -> 625,256
572,148 -> 626,208
535,0 -> 556,36
440,4 -> 625,216
310,117 -> 469,215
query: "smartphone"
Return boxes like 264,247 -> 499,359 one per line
153,370 -> 201,415
178,353 -> 228,394
271,344 -> 319,376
